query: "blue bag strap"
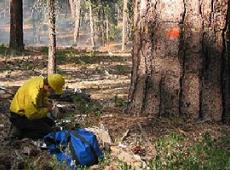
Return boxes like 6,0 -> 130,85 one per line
65,131 -> 80,165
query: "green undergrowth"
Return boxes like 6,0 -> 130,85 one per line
72,94 -> 102,116
148,131 -> 230,170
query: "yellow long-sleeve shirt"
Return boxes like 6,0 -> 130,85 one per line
10,76 -> 49,119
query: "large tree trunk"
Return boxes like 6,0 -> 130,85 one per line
128,0 -> 229,123
180,0 -> 203,120
9,0 -> 24,51
223,0 -> 230,124
73,0 -> 81,44
191,0 -> 227,121
47,0 -> 56,74
122,0 -> 128,51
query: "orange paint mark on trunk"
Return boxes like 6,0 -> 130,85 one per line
167,27 -> 180,40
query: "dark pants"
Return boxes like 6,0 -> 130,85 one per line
10,112 -> 55,139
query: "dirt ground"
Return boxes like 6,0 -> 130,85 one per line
0,47 -> 229,170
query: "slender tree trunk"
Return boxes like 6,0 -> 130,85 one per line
89,1 -> 95,49
65,0 -> 70,17
32,13 -> 36,43
98,2 -> 105,46
32,10 -> 38,44
122,0 -> 128,51
116,3 -> 120,20
47,0 -> 56,74
73,0 -> 81,44
9,0 -> 24,51
128,0 -> 229,123
106,15 -> 109,44
69,0 -> 75,18
8,0 -> 10,16
4,0 -> 7,18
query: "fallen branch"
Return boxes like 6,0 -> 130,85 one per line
120,129 -> 130,143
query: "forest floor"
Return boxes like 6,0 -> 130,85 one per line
0,46 -> 229,170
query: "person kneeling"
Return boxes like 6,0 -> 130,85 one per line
9,74 -> 65,139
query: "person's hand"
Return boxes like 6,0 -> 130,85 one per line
47,103 -> 53,112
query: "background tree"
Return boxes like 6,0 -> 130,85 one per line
102,1 -> 118,44
104,10 -> 109,44
73,0 -> 81,44
69,0 -> 75,18
121,0 -> 128,51
1,0 -> 9,18
31,0 -> 45,44
97,0 -> 106,46
9,0 -> 24,51
127,0 -> 229,124
47,0 -> 56,74
88,0 -> 95,49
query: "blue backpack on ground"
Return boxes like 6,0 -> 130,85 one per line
44,128 -> 103,169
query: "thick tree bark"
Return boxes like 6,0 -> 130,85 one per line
200,0 -> 227,121
180,0 -> 203,120
128,0 -> 229,123
73,0 -> 81,44
223,0 -> 230,124
122,0 -> 128,51
47,0 -> 56,74
9,0 -> 24,51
